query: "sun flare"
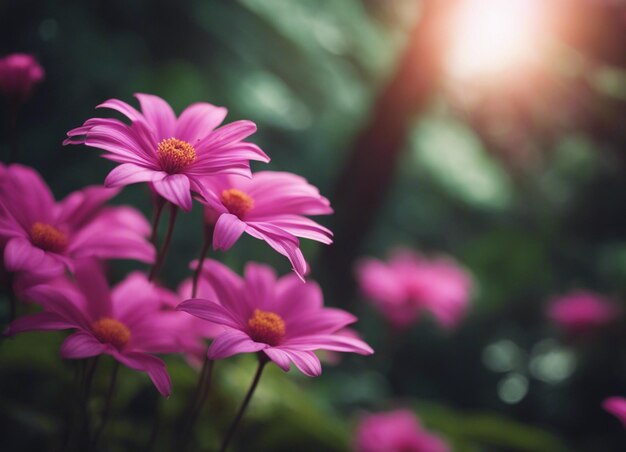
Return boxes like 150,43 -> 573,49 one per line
447,0 -> 542,80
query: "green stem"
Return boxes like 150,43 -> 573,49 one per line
219,358 -> 267,452
91,361 -> 119,447
179,355 -> 214,451
149,204 -> 178,282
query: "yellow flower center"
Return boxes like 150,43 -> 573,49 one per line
157,137 -> 196,173
220,188 -> 254,219
247,309 -> 286,346
91,318 -> 131,349
30,222 -> 68,253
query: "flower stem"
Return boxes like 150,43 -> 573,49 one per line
91,360 -> 119,447
191,225 -> 214,297
149,203 -> 178,282
179,354 -> 214,451
219,358 -> 267,452
149,196 -> 166,245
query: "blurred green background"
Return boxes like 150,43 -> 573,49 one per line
1,0 -> 626,450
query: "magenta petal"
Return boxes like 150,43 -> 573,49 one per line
135,93 -> 176,140
284,334 -> 374,355
175,102 -> 228,143
262,348 -> 292,372
4,237 -> 53,272
60,331 -> 107,359
113,351 -> 172,397
104,164 -> 165,187
279,349 -> 321,377
207,330 -> 266,360
5,311 -> 75,336
152,174 -> 193,211
213,214 -> 246,250
177,298 -> 242,329
97,98 -> 142,122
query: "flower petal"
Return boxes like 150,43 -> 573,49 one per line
278,349 -> 322,377
177,298 -> 242,329
60,331 -> 107,359
113,351 -> 172,397
175,102 -> 228,143
5,311 -> 75,336
212,213 -> 246,250
104,163 -> 166,188
152,174 -> 193,211
283,334 -> 374,355
207,330 -> 266,360
262,348 -> 292,372
135,93 -> 176,140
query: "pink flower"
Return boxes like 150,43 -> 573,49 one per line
0,164 -> 155,278
547,291 -> 618,334
354,410 -> 449,452
0,53 -> 44,105
5,260 -> 175,396
177,260 -> 373,376
64,93 -> 270,211
356,249 -> 473,329
603,397 -> 626,428
200,171 -> 333,279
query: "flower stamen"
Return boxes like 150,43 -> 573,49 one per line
91,318 -> 131,349
30,222 -> 68,253
221,188 -> 254,219
247,309 -> 285,346
157,137 -> 196,173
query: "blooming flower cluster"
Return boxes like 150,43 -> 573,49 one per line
0,63 -> 373,449
547,290 -> 619,335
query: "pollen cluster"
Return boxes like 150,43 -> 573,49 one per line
91,317 -> 131,349
30,222 -> 68,253
221,188 -> 254,219
247,309 -> 286,346
157,137 -> 196,173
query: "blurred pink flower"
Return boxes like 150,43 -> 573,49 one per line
603,396 -> 626,428
64,93 -> 270,211
0,53 -> 44,105
547,291 -> 618,334
0,164 -> 154,278
200,171 -> 333,279
5,261 -> 176,396
354,410 -> 449,452
177,260 -> 373,376
156,276 -> 224,366
356,249 -> 473,329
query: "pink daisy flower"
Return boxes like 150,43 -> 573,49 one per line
603,397 -> 626,429
5,260 -> 177,396
0,53 -> 44,105
354,410 -> 450,452
0,164 -> 154,277
63,93 -> 270,211
547,291 -> 618,335
356,249 -> 473,330
177,260 -> 373,376
200,171 -> 333,279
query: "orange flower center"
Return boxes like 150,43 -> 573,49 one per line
247,309 -> 286,346
220,188 -> 254,218
157,137 -> 196,173
91,318 -> 131,349
30,222 -> 68,253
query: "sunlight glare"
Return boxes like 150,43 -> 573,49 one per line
447,0 -> 542,80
